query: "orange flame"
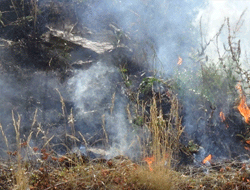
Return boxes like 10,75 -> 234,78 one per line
144,156 -> 155,171
236,84 -> 250,124
220,112 -> 226,122
202,154 -> 212,164
219,111 -> 229,128
238,95 -> 250,123
177,56 -> 182,65
244,146 -> 250,151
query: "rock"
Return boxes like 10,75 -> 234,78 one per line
43,27 -> 114,54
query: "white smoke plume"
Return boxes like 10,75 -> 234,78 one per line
3,0 -> 249,159
68,61 -> 138,158
66,0 -> 208,158
194,0 -> 250,66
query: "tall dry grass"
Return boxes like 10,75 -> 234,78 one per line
0,83 -> 187,189
133,92 -> 185,189
12,111 -> 29,190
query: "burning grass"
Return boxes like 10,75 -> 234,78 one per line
0,88 -> 187,190
1,2 -> 250,189
3,150 -> 250,189
0,77 -> 249,190
180,156 -> 250,190
236,84 -> 250,124
0,154 -> 187,190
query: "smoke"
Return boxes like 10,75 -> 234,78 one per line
67,62 -> 120,133
181,0 -> 250,158
78,0 -> 205,73
1,0 -> 249,160
65,0 -> 208,158
194,0 -> 250,65
0,67 -> 69,153
67,61 -> 139,158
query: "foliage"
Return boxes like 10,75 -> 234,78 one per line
0,1 -> 250,189
120,66 -> 132,87
139,77 -> 162,95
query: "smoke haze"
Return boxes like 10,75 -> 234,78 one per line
194,0 -> 250,66
0,0 -> 250,159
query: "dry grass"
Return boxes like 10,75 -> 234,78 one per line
131,92 -> 185,190
0,88 -> 187,189
1,154 -> 185,190
1,151 -> 250,190
0,86 -> 249,190
140,91 -> 184,170
12,110 -> 29,190
132,164 -> 183,190
180,158 -> 250,190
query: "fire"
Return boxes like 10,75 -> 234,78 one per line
202,154 -> 212,164
219,111 -> 229,128
236,84 -> 250,124
244,140 -> 250,151
244,147 -> 250,151
144,156 -> 155,171
177,56 -> 182,65
220,112 -> 226,122
238,95 -> 250,123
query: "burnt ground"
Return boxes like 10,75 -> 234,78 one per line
0,0 -> 158,157
0,0 -> 250,189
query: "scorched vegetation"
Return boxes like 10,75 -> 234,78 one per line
0,0 -> 250,190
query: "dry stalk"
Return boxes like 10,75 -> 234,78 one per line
68,108 -> 75,135
102,114 -> 109,146
227,18 -> 237,62
42,135 -> 55,149
78,131 -> 88,149
234,8 -> 247,35
31,108 -> 38,128
134,96 -> 146,157
68,108 -> 77,146
0,123 -> 9,151
167,95 -> 184,166
136,93 -> 140,116
110,92 -> 116,115
143,93 -> 184,169
56,88 -> 69,143
27,131 -> 33,147
36,123 -> 44,137
65,133 -> 80,142
149,96 -> 161,161
56,88 -> 66,117
12,110 -> 28,190
126,104 -> 132,124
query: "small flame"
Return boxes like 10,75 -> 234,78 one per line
244,146 -> 250,151
144,156 -> 155,171
236,84 -> 250,124
202,154 -> 212,164
220,112 -> 226,122
177,56 -> 182,65
219,111 -> 229,128
238,95 -> 250,123
236,83 -> 242,93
